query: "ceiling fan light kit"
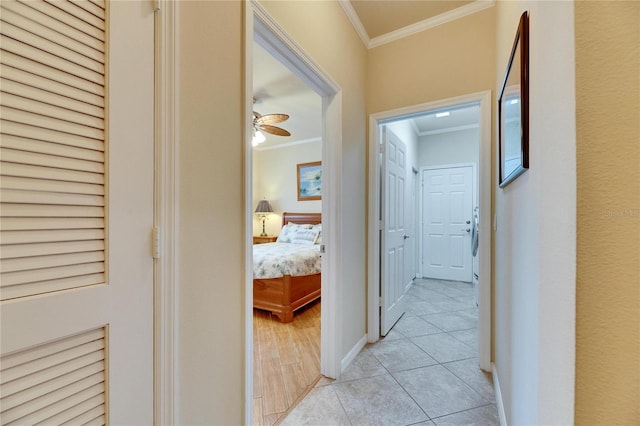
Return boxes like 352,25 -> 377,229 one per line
252,105 -> 292,146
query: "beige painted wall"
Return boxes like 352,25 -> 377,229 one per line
494,1 -> 576,424
253,141 -> 322,236
574,2 -> 640,424
176,1 -> 244,424
259,0 -> 368,361
367,8 -> 496,115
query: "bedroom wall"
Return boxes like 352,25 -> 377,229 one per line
417,128 -> 479,168
253,140 -> 322,236
574,2 -> 640,424
259,1 -> 368,364
493,1 -> 576,424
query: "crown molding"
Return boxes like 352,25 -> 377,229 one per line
351,0 -> 496,49
254,136 -> 322,151
338,0 -> 371,48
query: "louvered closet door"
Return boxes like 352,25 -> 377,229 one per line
0,1 -> 155,424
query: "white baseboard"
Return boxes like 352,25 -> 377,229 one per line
492,363 -> 507,426
341,334 -> 367,373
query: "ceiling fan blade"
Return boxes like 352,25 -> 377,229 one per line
259,124 -> 291,137
257,113 -> 289,125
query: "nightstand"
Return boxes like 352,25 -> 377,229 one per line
253,235 -> 277,244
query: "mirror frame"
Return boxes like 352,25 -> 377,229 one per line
498,11 -> 529,188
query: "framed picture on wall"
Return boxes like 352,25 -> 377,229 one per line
498,11 -> 529,187
297,161 -> 322,201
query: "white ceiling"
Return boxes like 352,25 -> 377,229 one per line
411,104 -> 479,135
253,43 -> 321,149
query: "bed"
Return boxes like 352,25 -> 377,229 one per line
253,212 -> 322,322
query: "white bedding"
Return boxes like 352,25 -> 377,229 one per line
253,242 -> 321,279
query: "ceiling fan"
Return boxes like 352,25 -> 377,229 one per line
252,100 -> 291,146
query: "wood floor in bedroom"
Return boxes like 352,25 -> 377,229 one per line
253,300 -> 321,426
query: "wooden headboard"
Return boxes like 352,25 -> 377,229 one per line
282,212 -> 321,226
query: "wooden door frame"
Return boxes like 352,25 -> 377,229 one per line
245,1 -> 344,423
418,163 -> 476,281
367,91 -> 492,372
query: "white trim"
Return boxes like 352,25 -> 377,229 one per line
476,91 -> 492,372
492,363 -> 508,426
243,2 -> 255,425
254,136 -> 322,151
337,0 -> 370,48
154,1 -> 177,424
246,1 -> 344,421
409,119 -> 420,137
367,91 -> 492,374
341,334 -> 367,373
369,1 -> 496,49
418,162 -> 477,283
419,123 -> 479,137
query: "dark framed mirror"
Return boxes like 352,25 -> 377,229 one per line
499,11 -> 529,187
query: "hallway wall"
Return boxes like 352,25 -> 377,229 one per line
574,2 -> 640,423
494,2 -> 576,424
367,8 -> 496,115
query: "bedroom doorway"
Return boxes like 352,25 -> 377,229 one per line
367,92 -> 492,372
245,3 -> 343,424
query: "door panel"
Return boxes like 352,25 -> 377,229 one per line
422,166 -> 473,282
0,1 -> 155,423
381,127 -> 409,336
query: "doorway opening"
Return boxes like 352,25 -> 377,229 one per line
245,2 -> 344,424
367,92 -> 492,372
251,39 -> 323,425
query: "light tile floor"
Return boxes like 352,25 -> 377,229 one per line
279,278 -> 499,426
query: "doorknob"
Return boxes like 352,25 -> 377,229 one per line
466,220 -> 471,224
462,228 -> 471,233
403,235 -> 410,239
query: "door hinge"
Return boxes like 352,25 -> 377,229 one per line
320,244 -> 326,254
379,220 -> 384,231
152,226 -> 161,259
379,143 -> 385,154
379,297 -> 383,307
152,0 -> 160,12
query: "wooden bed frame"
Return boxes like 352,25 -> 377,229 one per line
253,212 -> 321,322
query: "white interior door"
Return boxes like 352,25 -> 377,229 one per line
404,167 -> 416,288
422,165 -> 473,282
0,1 -> 155,423
381,127 -> 409,335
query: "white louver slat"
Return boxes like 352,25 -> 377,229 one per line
0,0 -> 107,302
0,328 -> 106,425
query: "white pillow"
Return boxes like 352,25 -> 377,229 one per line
312,224 -> 322,244
291,227 -> 320,245
276,222 -> 313,243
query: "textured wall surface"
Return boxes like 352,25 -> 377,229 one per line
367,8 -> 496,115
575,2 -> 640,424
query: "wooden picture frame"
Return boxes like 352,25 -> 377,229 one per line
499,11 -> 529,188
297,161 -> 322,201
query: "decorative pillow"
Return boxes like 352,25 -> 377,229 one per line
312,224 -> 322,244
276,222 -> 313,243
291,227 -> 320,245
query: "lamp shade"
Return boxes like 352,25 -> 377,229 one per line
255,199 -> 273,214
